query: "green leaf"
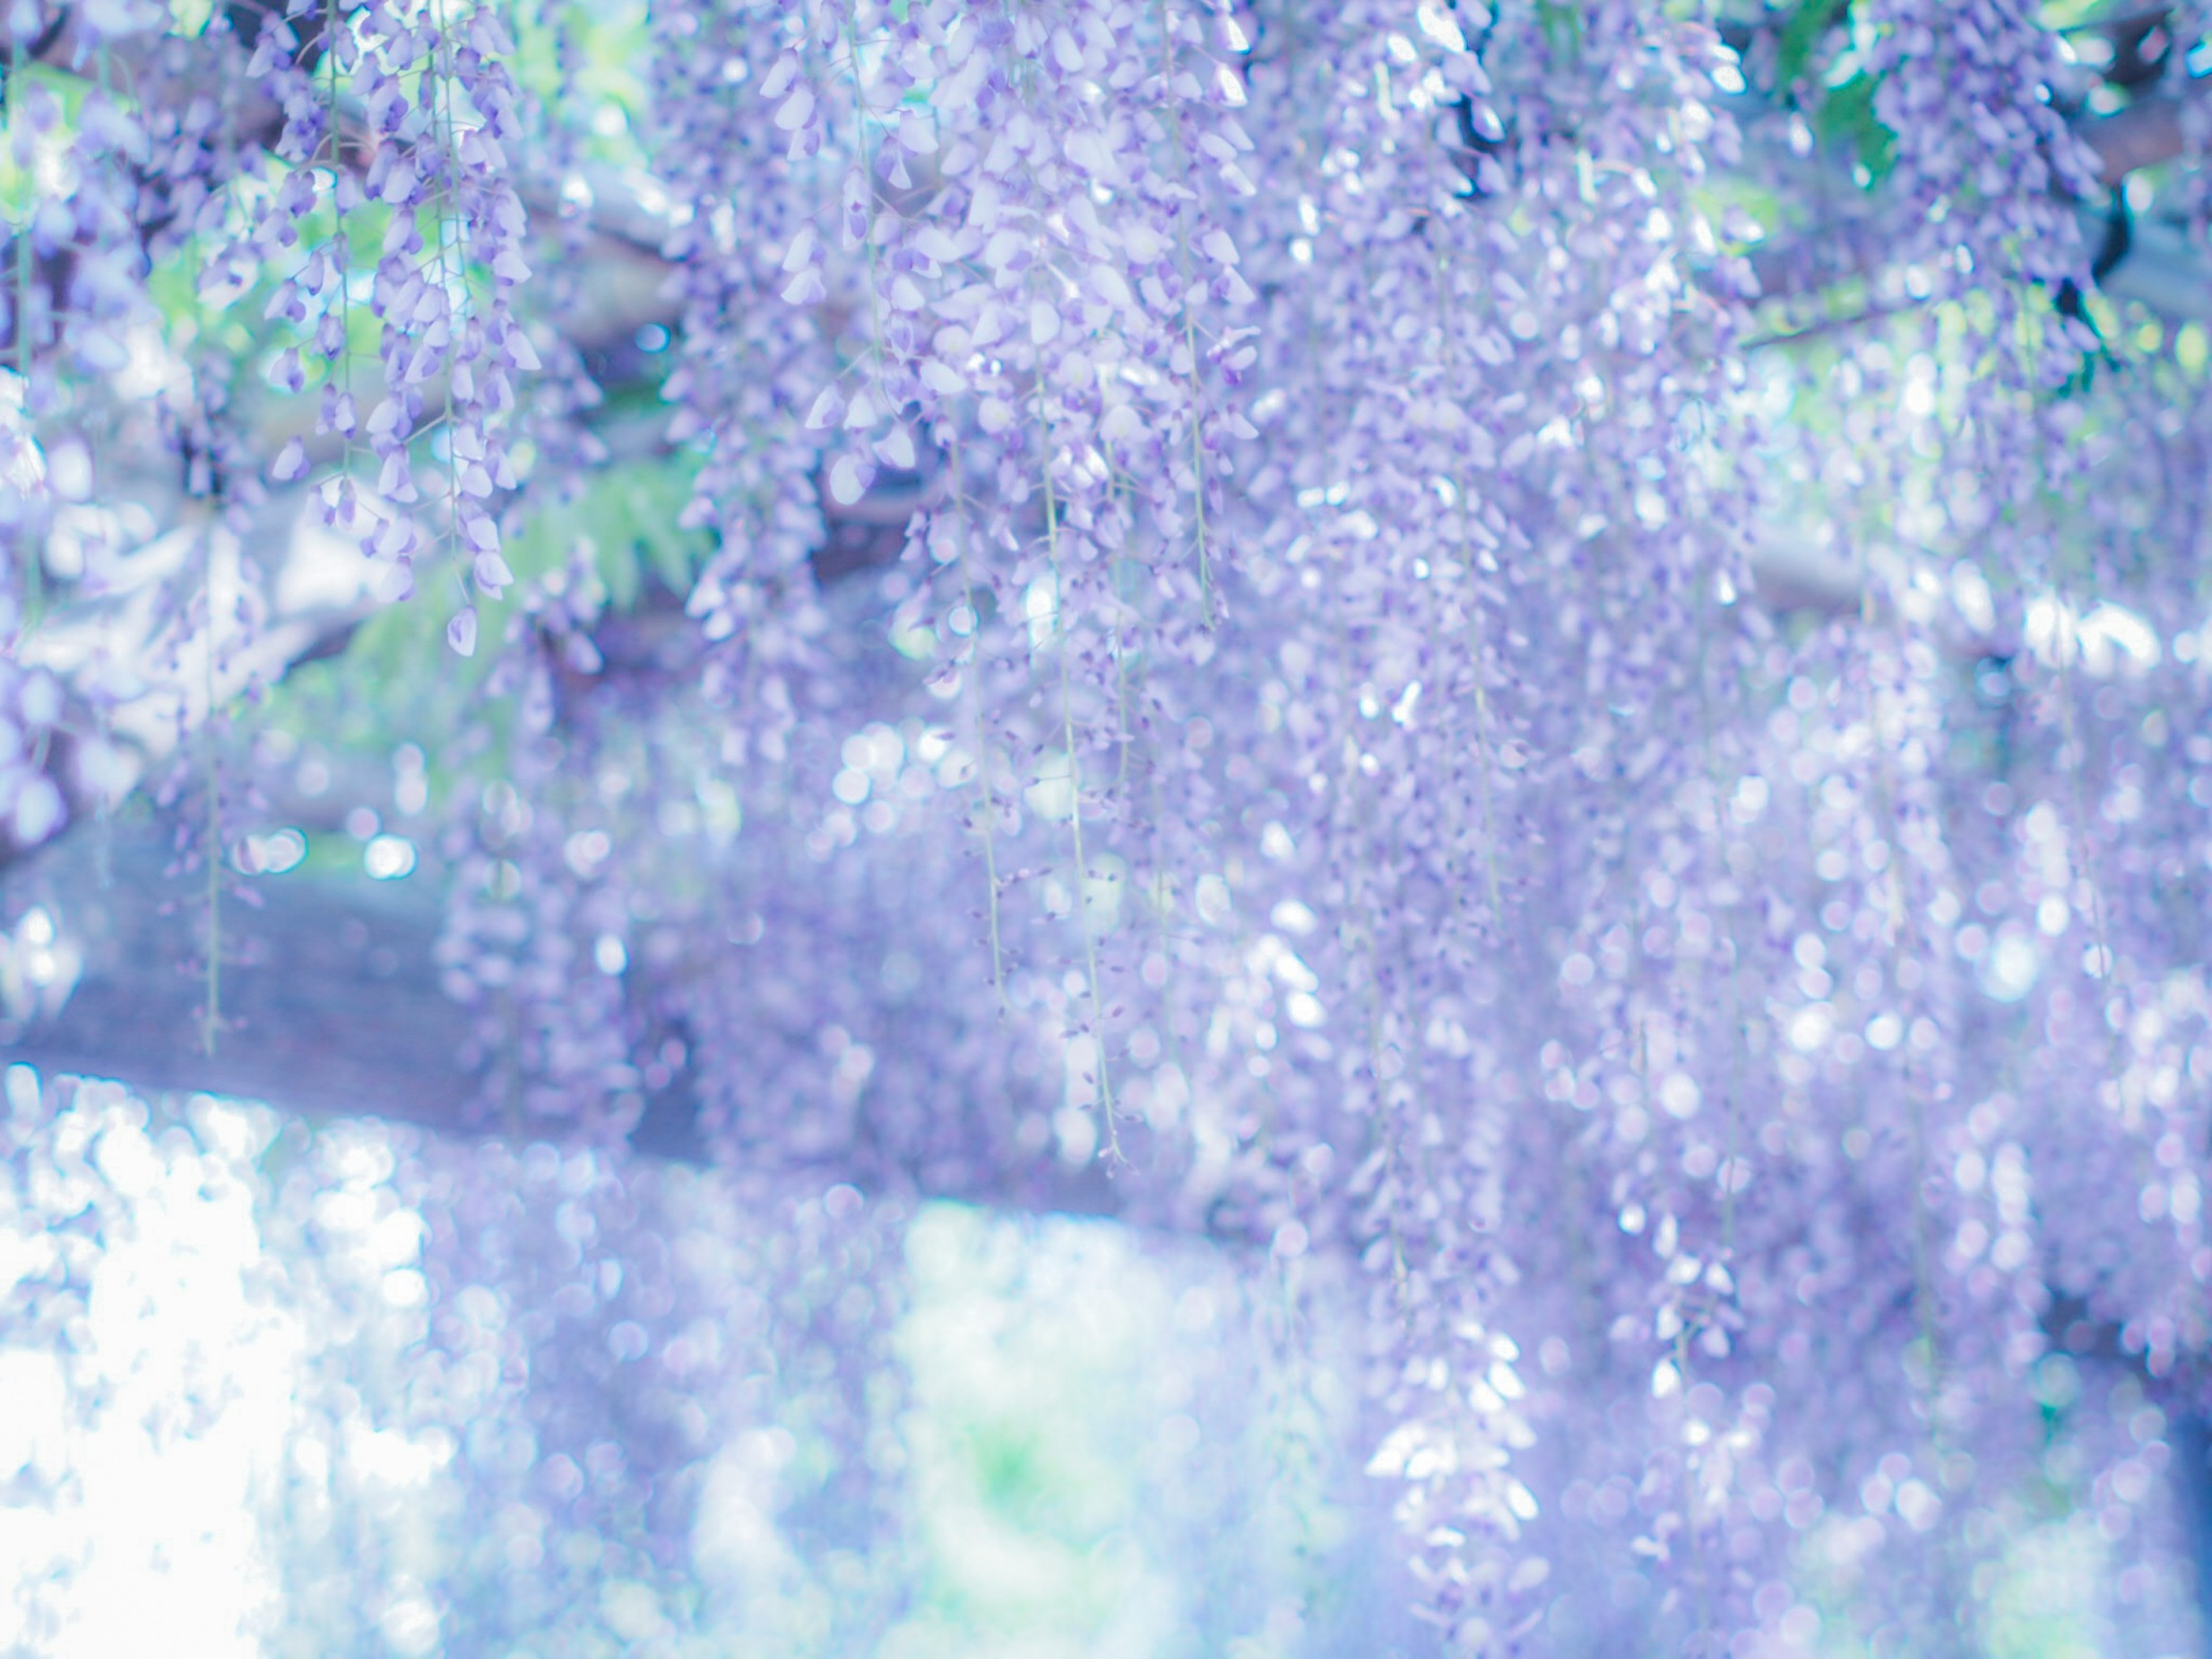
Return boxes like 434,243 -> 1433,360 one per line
1775,0 -> 1847,89
1817,71 -> 1896,184
1536,0 -> 1582,57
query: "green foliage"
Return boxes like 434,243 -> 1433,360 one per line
1763,1 -> 1897,185
319,448 -> 703,699
262,450 -> 709,827
2180,321 -> 2211,377
1980,1522 -> 2112,1659
0,62 -> 85,215
1774,0 -> 1846,89
1535,1 -> 1583,58
508,453 -> 710,611
1817,71 -> 1896,184
509,1 -> 657,171
880,1204 -> 1360,1659
2033,0 -> 2115,29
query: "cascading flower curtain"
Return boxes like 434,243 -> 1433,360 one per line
3,0 -> 2212,1652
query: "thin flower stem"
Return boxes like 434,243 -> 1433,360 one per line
12,35 -> 36,627
1431,254 -> 1504,927
202,527 -> 222,1056
946,435 -> 1008,1007
434,0 -> 464,579
1153,0 -> 1214,626
1040,440 -> 1118,1162
327,0 -> 357,486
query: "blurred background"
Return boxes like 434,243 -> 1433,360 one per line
0,1065 -> 2197,1658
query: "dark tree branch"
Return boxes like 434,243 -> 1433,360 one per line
2080,92 -> 2193,184
0,815 -> 1127,1224
0,824 -> 475,1125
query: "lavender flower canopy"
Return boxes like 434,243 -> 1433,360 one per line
1,0 -> 2211,1652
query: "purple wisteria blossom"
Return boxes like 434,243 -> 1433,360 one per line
4,0 -> 2212,1652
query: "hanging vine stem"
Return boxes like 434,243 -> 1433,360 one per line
1853,609 -> 1982,1655
1152,0 -> 1215,627
842,0 -> 889,407
2052,604 -> 2126,1085
1140,731 -> 1196,1090
1865,660 -> 1948,1399
1039,440 -> 1119,1164
1252,1253 -> 1330,1627
945,435 -> 1009,1006
1687,514 -> 1750,1263
200,524 -> 223,1056
1666,1315 -> 1722,1656
11,32 -> 37,628
8,37 -> 24,395
1337,706 -> 1416,1318
1095,442 -> 1183,1076
433,0 -> 465,586
1430,252 -> 1505,930
323,0 -> 358,487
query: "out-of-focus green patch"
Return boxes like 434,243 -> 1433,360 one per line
503,452 -> 710,611
875,1202 -> 1356,1659
1774,0 -> 1846,88
1982,1520 -> 2112,1659
510,0 -> 656,170
0,62 -> 87,216
2177,322 -> 2210,377
1758,1 -> 1897,185
294,449 -> 704,702
1535,1 -> 1582,57
262,450 -> 708,820
1817,72 -> 1895,185
2036,0 -> 2118,28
